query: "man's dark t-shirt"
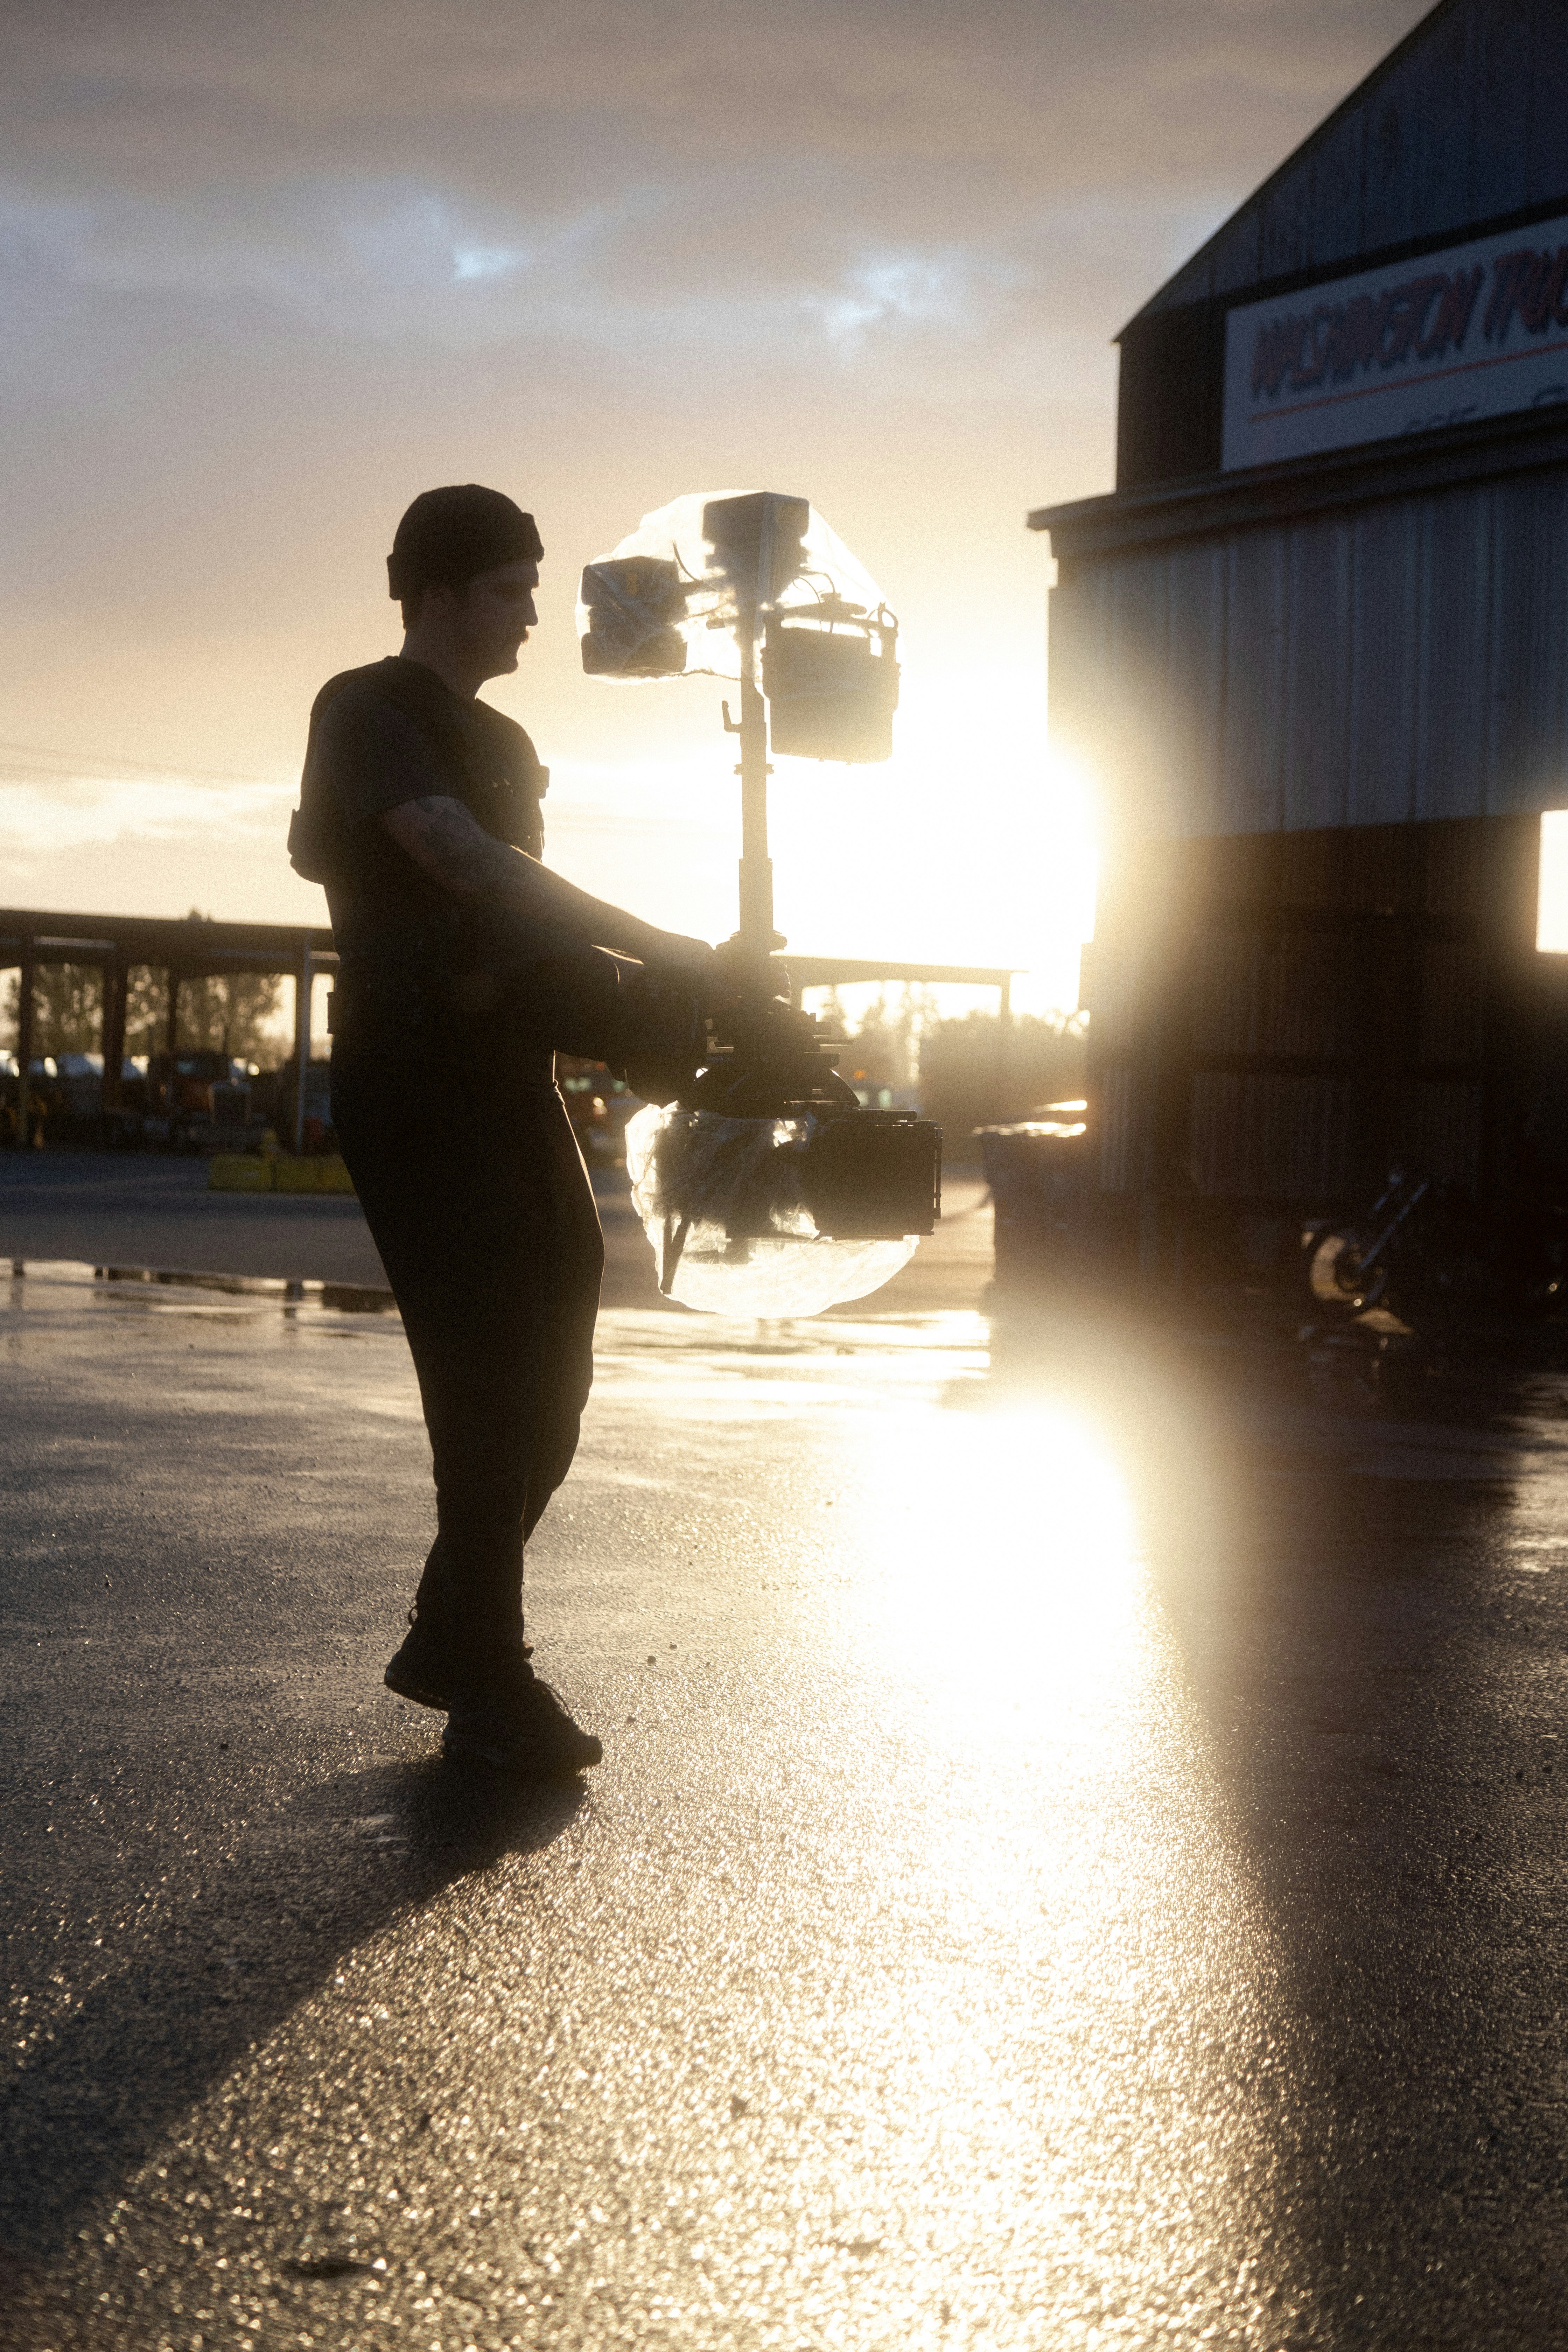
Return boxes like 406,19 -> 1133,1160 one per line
294,656 -> 565,1065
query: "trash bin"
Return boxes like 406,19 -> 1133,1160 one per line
975,1107 -> 1094,1289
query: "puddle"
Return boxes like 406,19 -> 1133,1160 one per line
5,1260 -> 397,1316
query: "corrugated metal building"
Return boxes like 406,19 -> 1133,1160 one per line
1032,0 -> 1568,1277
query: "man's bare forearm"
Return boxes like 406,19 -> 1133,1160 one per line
383,795 -> 687,967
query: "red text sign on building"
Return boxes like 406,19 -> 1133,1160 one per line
1222,215 -> 1568,471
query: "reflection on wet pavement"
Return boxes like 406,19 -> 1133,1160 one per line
5,1266 -> 1568,2345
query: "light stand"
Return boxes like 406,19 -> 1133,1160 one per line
580,486 -> 940,1311
706,488 -> 800,971
723,667 -> 774,958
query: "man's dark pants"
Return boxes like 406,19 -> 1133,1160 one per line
331,1037 -> 605,1664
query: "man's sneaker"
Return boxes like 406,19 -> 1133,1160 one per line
384,1613 -> 531,1713
443,1668 -> 603,1778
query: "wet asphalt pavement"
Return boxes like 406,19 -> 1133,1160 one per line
0,1149 -> 986,1316
5,1208 -> 1568,2346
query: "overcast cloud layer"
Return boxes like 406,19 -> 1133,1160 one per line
1,0 -> 1432,971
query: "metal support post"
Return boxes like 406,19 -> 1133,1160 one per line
163,969 -> 180,1112
101,950 -> 128,1132
293,946 -> 312,1154
996,972 -> 1014,1117
14,939 -> 35,1148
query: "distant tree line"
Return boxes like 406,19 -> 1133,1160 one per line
816,985 -> 1090,1157
917,1010 -> 1088,1153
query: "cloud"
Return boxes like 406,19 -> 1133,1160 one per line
816,251 -> 985,348
2,1 -> 1433,193
0,0 -> 1434,384
452,244 -> 530,284
0,175 -> 668,352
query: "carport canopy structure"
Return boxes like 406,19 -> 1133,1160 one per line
2,907 -> 1023,1152
779,956 -> 1020,1016
0,908 -> 336,1153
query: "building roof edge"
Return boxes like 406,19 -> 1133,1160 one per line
1115,0 -> 1461,339
1028,404 -> 1568,559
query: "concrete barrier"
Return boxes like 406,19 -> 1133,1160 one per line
207,1155 -> 273,1193
209,1154 -> 356,1197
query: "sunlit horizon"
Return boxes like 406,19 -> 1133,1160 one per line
1,646 -> 1098,1019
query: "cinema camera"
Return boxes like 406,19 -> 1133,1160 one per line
578,489 -> 940,1318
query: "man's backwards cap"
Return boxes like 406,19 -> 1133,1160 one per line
387,484 -> 544,601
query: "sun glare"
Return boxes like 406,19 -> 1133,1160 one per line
757,667 -> 1099,1008
859,1392 -> 1147,1752
543,646 -> 1100,1009
1538,810 -> 1568,952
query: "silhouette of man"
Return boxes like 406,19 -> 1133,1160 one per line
290,484 -> 715,1775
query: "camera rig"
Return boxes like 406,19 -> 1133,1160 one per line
582,488 -> 941,1313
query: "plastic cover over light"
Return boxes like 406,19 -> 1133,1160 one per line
577,489 -> 890,684
625,1103 -> 918,1317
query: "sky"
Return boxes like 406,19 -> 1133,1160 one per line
1,0 -> 1434,1011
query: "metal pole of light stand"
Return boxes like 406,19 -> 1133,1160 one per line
736,666 -> 773,954
733,498 -> 778,962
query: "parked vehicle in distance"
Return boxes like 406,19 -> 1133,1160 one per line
0,1053 -> 54,1146
146,1050 -> 255,1115
557,1058 -> 639,1164
142,1051 -> 269,1153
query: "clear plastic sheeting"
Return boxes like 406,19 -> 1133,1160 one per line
577,490 -> 888,686
624,1103 -> 918,1317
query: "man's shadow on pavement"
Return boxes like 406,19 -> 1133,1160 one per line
0,1752 -> 584,2266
